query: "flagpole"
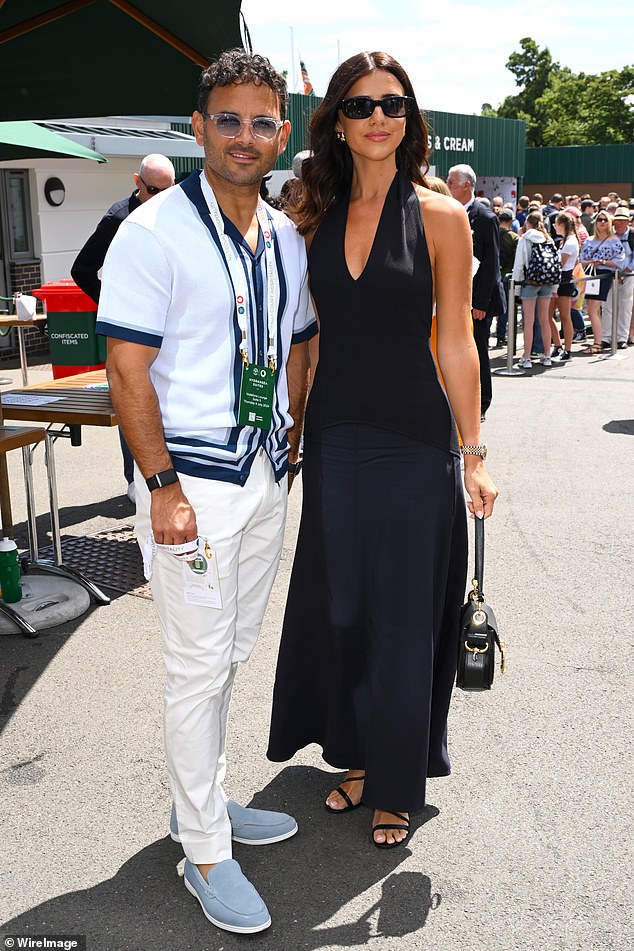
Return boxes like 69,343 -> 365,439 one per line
290,26 -> 297,93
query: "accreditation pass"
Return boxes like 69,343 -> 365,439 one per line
182,540 -> 222,609
238,363 -> 275,429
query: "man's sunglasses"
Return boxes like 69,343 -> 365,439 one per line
339,95 -> 415,120
138,174 -> 170,195
202,112 -> 284,141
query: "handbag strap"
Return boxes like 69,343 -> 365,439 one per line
466,516 -> 486,608
474,515 -> 484,595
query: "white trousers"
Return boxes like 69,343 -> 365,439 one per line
135,449 -> 287,863
601,275 -> 634,344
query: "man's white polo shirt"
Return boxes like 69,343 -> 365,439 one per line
96,170 -> 317,486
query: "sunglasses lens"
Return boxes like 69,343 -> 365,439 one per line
381,96 -> 408,117
215,114 -> 242,137
251,117 -> 279,140
343,98 -> 371,119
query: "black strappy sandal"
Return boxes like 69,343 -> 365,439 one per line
324,772 -> 365,813
371,810 -> 410,849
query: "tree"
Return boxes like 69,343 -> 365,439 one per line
496,37 -> 557,145
485,38 -> 634,146
538,67 -> 634,145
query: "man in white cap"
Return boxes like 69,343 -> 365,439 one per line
601,207 -> 634,349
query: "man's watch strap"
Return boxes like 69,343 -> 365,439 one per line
146,468 -> 179,492
287,459 -> 303,475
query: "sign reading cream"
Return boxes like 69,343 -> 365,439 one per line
428,134 -> 475,153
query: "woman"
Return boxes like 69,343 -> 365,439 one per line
578,212 -> 625,354
267,52 -> 498,849
563,205 -> 588,245
549,212 -> 580,361
512,211 -> 556,369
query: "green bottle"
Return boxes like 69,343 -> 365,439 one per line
0,537 -> 22,603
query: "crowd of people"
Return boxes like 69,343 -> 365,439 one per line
487,190 -> 634,362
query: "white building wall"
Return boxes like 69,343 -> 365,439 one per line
25,156 -> 140,282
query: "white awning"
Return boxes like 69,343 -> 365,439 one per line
37,121 -> 203,160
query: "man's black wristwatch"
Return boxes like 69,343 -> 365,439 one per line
287,459 -> 302,476
146,468 -> 179,492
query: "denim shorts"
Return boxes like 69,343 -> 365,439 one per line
519,283 -> 557,300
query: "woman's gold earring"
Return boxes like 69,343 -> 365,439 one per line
336,130 -> 346,143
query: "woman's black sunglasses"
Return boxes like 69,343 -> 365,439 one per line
339,95 -> 415,120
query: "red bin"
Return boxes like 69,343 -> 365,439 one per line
32,280 -> 107,380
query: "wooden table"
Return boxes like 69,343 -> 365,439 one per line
0,369 -> 117,443
0,314 -> 48,385
0,369 -> 114,606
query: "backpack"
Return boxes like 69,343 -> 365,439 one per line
525,240 -> 562,285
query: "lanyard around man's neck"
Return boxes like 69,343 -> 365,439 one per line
181,172 -> 280,371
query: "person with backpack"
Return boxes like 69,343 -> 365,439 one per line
549,212 -> 581,361
512,210 -> 560,369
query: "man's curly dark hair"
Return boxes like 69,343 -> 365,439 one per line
197,49 -> 288,119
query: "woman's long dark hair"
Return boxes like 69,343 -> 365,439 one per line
292,51 -> 429,235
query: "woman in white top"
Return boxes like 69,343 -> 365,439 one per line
578,212 -> 626,354
549,212 -> 580,361
512,210 -> 556,369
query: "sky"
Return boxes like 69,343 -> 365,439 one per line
240,0 -> 634,115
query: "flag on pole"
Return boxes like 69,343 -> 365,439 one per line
297,53 -> 314,95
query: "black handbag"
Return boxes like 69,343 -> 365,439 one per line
456,516 -> 505,691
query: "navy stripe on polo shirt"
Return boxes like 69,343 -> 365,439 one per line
97,170 -> 316,485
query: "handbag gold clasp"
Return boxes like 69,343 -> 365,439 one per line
464,640 -> 489,658
468,577 -> 482,604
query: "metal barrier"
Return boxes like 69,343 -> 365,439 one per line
494,270 -> 632,376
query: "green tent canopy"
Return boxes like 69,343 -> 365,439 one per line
0,121 -> 106,162
0,0 -> 244,121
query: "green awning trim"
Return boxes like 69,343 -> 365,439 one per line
0,121 -> 106,162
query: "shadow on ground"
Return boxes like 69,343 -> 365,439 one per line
0,606 -> 106,736
2,766 -> 442,950
12,495 -> 134,552
603,419 -> 634,435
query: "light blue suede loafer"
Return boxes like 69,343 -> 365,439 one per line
170,800 -> 298,846
183,858 -> 271,933
226,800 -> 298,845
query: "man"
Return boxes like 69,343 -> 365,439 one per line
96,50 -> 316,933
447,164 -> 505,420
496,209 -> 519,346
543,193 -> 564,237
71,154 -> 176,502
516,195 -> 530,228
580,198 -> 595,236
601,206 -> 634,349
503,202 -> 521,233
491,195 -> 504,216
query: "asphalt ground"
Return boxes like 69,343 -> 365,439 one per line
1,342 -> 632,951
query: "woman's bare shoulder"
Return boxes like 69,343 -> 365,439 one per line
412,184 -> 470,245
413,184 -> 467,221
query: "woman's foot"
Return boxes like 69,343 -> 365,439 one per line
371,809 -> 410,848
325,771 -> 365,812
